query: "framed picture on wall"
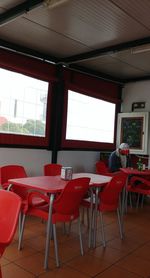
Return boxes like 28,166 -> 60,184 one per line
116,112 -> 149,154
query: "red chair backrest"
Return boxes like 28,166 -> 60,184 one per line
96,161 -> 109,174
53,178 -> 90,215
0,165 -> 27,186
0,190 -> 21,256
44,164 -> 62,176
99,174 -> 126,211
0,165 -> 27,199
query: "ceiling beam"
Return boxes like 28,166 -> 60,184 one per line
124,75 -> 150,83
60,37 -> 150,64
68,64 -> 124,85
0,0 -> 44,26
0,39 -> 59,63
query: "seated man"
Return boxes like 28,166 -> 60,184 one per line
109,143 -> 131,172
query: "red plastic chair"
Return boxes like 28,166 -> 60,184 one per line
95,161 -> 116,176
18,177 -> 90,267
0,165 -> 47,236
96,161 -> 109,174
0,190 -> 21,277
44,164 -> 62,176
127,176 -> 150,208
0,165 -> 28,199
0,164 -> 47,204
82,174 -> 126,247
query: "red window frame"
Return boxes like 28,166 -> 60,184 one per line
0,49 -> 57,148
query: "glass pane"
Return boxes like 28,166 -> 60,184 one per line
0,68 -> 49,137
66,90 -> 116,143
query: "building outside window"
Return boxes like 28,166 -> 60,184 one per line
0,68 -> 49,137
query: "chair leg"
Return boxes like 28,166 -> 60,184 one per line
125,191 -> 128,213
0,265 -> 2,278
18,212 -> 22,238
117,208 -> 123,239
78,217 -> 84,255
136,193 -> 140,209
53,224 -> 60,267
88,190 -> 94,248
18,214 -> 26,250
81,207 -> 85,224
141,195 -> 145,208
129,192 -> 133,208
86,208 -> 90,228
100,212 -> 106,247
67,221 -> 72,235
62,223 -> 66,234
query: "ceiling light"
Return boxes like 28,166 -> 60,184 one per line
44,0 -> 69,9
131,44 -> 150,54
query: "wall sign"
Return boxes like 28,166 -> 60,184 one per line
117,112 -> 149,154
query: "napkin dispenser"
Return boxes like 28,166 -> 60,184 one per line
61,167 -> 73,180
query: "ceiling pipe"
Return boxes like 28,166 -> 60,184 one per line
0,0 -> 44,26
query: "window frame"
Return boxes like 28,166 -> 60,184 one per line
0,49 -> 56,148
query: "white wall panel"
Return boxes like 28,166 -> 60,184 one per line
0,148 -> 52,176
0,148 -> 100,176
58,151 -> 100,173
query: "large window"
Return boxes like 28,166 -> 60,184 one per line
0,68 -> 49,137
62,90 -> 117,149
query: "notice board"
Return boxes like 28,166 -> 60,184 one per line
117,112 -> 149,154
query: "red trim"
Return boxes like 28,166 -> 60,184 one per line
0,133 -> 48,147
63,69 -> 120,101
62,139 -> 116,150
0,49 -> 57,82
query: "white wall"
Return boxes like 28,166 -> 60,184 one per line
122,81 -> 150,113
58,150 -> 100,173
0,148 -> 52,176
122,80 -> 150,158
0,148 -> 100,176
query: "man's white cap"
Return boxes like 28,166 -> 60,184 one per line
119,143 -> 129,150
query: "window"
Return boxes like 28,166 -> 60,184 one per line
62,89 -> 116,149
0,68 -> 49,137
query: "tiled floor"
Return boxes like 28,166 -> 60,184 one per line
1,205 -> 150,278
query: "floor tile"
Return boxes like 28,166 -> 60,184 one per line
116,254 -> 150,277
131,244 -> 150,261
3,242 -> 36,261
14,252 -> 56,275
88,245 -> 127,263
95,265 -> 143,278
1,263 -> 35,278
66,254 -> 111,276
0,257 -> 10,266
107,237 -> 141,253
24,235 -> 47,251
38,265 -> 90,278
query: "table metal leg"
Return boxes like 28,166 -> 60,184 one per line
44,193 -> 54,270
93,187 -> 99,248
88,189 -> 94,248
120,175 -> 128,238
